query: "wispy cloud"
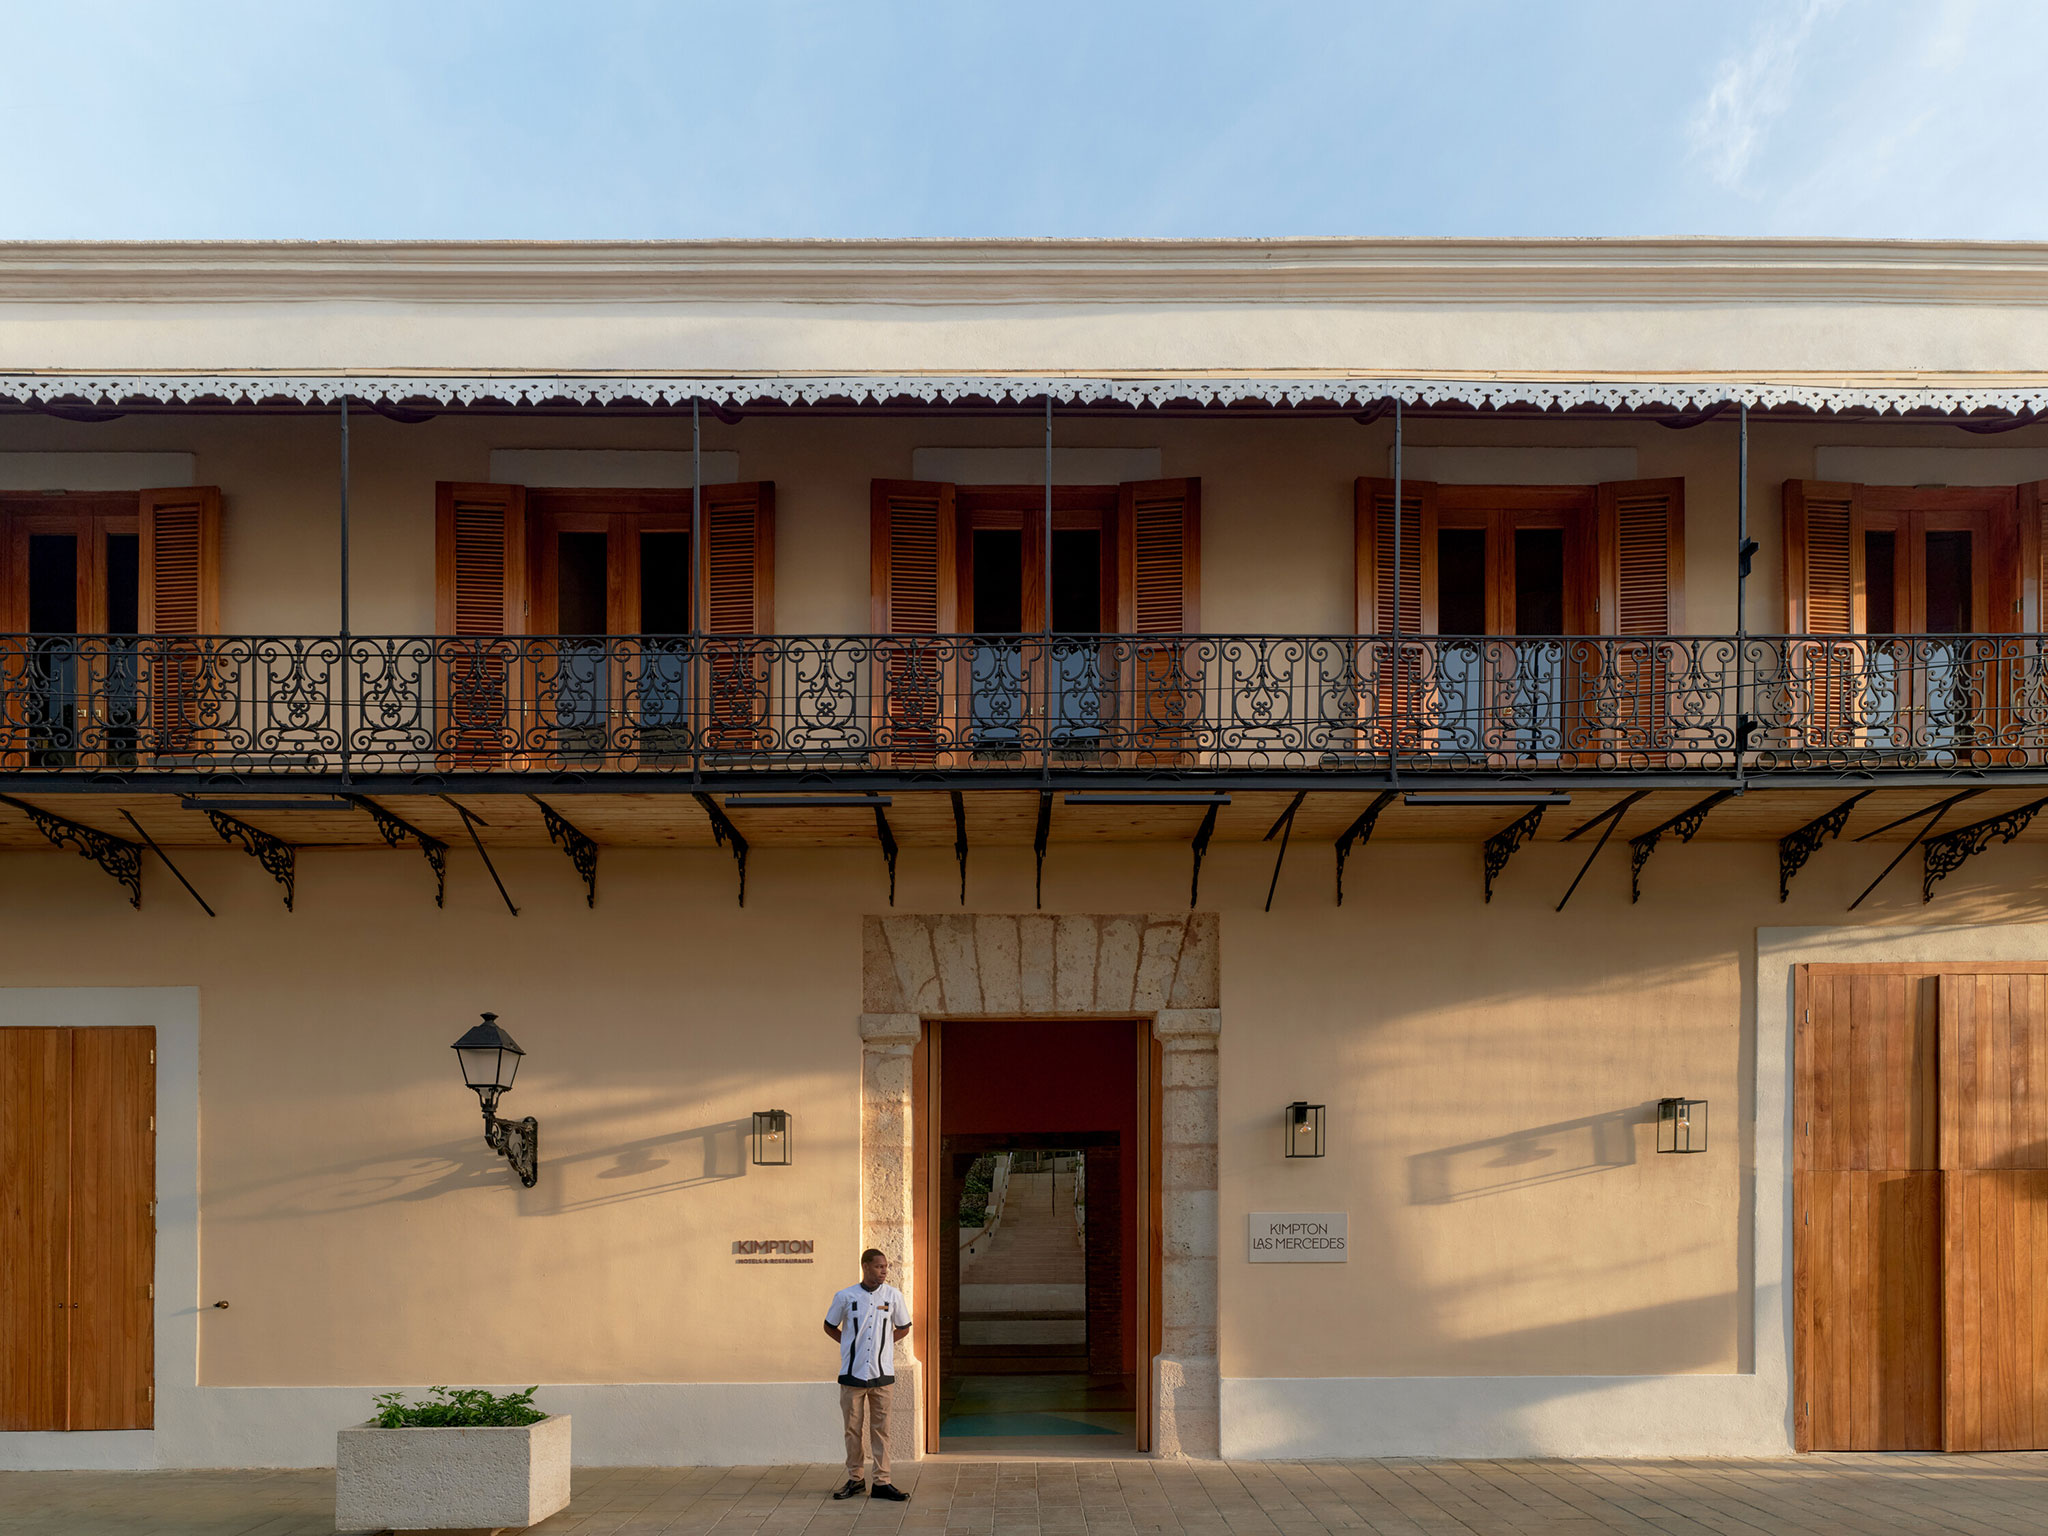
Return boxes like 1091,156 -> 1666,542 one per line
1689,0 -> 1843,192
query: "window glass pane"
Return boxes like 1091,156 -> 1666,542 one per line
1864,532 -> 1896,635
1437,529 -> 1485,634
556,532 -> 608,634
1513,528 -> 1565,637
104,534 -> 140,636
972,529 -> 1023,633
1051,528 -> 1101,634
1923,531 -> 1972,634
28,535 -> 77,633
639,532 -> 690,635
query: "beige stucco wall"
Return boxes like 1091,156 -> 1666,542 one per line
5,405 -> 2046,638
2,814 -> 2043,1391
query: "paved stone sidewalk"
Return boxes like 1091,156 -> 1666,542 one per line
4,1455 -> 2046,1536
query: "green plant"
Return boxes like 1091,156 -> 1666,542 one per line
370,1386 -> 545,1429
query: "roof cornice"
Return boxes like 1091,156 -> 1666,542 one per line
6,238 -> 2048,305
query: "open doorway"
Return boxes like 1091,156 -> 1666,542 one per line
928,1019 -> 1148,1453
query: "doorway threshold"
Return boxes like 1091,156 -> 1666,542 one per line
929,1436 -> 1145,1461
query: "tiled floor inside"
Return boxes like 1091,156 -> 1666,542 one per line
4,1455 -> 2047,1536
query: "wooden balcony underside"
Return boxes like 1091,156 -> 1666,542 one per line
0,784 -> 2039,854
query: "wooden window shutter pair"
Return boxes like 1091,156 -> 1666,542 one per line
434,481 -> 775,635
137,486 -> 222,635
1352,477 -> 1683,635
870,478 -> 1201,634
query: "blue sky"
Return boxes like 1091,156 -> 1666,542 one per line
3,0 -> 2042,239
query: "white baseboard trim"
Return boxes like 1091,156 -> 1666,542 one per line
4,1383 -> 846,1470
1220,1375 -> 1790,1460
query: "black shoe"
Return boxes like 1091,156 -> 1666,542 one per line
833,1478 -> 866,1500
870,1482 -> 909,1502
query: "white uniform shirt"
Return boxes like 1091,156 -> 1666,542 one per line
826,1282 -> 912,1386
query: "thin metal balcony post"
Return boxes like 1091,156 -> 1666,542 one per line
1389,396 -> 1402,783
1043,392 -> 1053,780
339,394 -> 351,784
1736,400 -> 1749,788
691,396 -> 702,785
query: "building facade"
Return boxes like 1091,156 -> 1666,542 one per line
2,239 -> 2048,1469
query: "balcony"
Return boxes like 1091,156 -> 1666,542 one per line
7,632 -> 2048,791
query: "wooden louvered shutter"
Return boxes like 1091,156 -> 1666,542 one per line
138,487 -> 220,635
138,486 -> 221,756
1118,479 -> 1201,762
1597,479 -> 1684,757
1354,478 -> 1436,751
2021,481 -> 2048,632
1784,481 -> 1863,749
699,481 -> 774,745
871,481 -> 958,760
1353,478 -> 1437,635
1116,478 -> 1201,633
435,482 -> 527,764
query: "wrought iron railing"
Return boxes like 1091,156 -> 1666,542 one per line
5,632 -> 2048,781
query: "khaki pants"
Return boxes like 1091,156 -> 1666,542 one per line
840,1382 -> 892,1483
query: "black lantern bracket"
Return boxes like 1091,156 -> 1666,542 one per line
483,1111 -> 540,1187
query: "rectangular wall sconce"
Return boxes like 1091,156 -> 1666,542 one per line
1284,1101 -> 1326,1158
751,1109 -> 793,1166
1657,1097 -> 1707,1154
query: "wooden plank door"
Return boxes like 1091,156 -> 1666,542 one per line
0,1026 -> 153,1431
1938,974 -> 2048,1450
1793,968 -> 1943,1449
0,1028 -> 71,1430
66,1028 -> 155,1430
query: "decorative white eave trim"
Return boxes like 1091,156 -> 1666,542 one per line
6,372 -> 2048,416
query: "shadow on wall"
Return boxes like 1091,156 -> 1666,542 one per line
210,1118 -> 749,1219
1408,1103 -> 1655,1205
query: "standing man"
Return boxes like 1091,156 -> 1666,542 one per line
823,1247 -> 913,1501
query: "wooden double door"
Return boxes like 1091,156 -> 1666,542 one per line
1795,967 -> 2048,1450
0,1027 -> 155,1430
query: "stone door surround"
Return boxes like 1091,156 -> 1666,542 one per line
860,913 -> 1220,1460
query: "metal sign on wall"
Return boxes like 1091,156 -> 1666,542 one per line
1247,1213 -> 1347,1262
733,1240 -> 814,1264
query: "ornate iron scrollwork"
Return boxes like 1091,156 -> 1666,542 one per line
693,791 -> 748,907
347,794 -> 448,908
1483,805 -> 1547,904
1921,795 -> 2048,902
874,803 -> 898,906
1034,789 -> 1052,910
1189,801 -> 1221,909
951,790 -> 969,906
1777,791 -> 1869,903
1334,790 -> 1396,907
529,795 -> 598,908
1628,789 -> 1735,903
485,1112 -> 539,1188
205,810 -> 295,910
0,793 -> 143,907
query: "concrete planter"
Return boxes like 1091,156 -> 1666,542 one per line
336,1413 -> 570,1533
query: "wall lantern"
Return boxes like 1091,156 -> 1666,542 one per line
1657,1097 -> 1708,1155
752,1109 -> 793,1166
1284,1101 -> 1326,1159
451,1012 -> 539,1187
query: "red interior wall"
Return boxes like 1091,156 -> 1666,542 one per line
940,1018 -> 1139,1378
